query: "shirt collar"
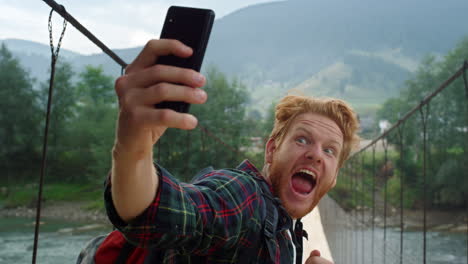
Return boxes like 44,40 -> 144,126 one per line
236,159 -> 266,180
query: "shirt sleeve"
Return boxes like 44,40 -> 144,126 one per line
104,164 -> 264,255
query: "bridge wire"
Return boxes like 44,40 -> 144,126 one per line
201,126 -> 205,153
185,131 -> 191,174
464,60 -> 468,264
361,153 -> 365,264
354,157 -> 359,264
198,125 -> 241,155
342,153 -> 407,263
32,9 -> 67,264
419,104 -> 430,264
38,0 -> 269,171
42,0 -> 127,68
351,160 -> 356,264
382,137 -> 389,264
464,61 -> 468,98
345,60 -> 468,263
371,144 -> 377,264
396,124 -> 406,264
348,162 -> 352,262
354,159 -> 359,264
340,157 -> 420,263
356,63 -> 468,156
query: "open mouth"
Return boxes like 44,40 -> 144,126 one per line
291,169 -> 317,196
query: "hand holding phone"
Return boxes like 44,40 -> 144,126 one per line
155,6 -> 215,113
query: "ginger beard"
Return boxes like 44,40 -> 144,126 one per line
265,113 -> 343,219
268,161 -> 318,219
269,159 -> 334,219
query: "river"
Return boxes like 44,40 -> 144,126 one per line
330,227 -> 467,264
0,217 -> 111,264
0,217 -> 466,263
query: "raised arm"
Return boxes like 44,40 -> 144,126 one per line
111,39 -> 207,222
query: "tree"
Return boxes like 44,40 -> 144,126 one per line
38,60 -> 77,181
67,65 -> 117,182
378,36 -> 468,208
0,44 -> 41,182
157,67 -> 250,181
40,65 -> 117,183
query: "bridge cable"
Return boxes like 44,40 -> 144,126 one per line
42,0 -> 127,68
360,154 -> 365,264
40,0 -> 249,167
32,9 -> 67,264
396,124 -> 406,264
350,159 -> 357,264
348,61 -> 468,263
198,125 -> 241,155
419,104 -> 430,264
354,160 -> 358,264
371,144 -> 377,264
348,163 -> 352,262
356,63 -> 468,156
382,137 -> 389,264
464,60 -> 468,264
464,61 -> 468,98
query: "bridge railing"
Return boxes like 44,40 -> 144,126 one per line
324,61 -> 468,264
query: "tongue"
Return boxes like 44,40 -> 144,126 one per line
292,175 -> 313,194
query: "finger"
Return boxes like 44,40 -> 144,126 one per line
126,39 -> 193,73
126,64 -> 206,89
310,250 -> 321,257
138,83 -> 207,105
143,108 -> 199,130
305,256 -> 333,264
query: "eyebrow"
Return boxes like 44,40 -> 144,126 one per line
294,126 -> 343,148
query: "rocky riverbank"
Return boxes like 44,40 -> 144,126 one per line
352,208 -> 468,233
1,200 -> 466,233
0,201 -> 109,224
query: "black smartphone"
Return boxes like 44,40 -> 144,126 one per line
155,6 -> 215,113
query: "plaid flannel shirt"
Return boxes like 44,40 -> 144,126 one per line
105,160 -> 299,263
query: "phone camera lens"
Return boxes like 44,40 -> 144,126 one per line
169,18 -> 174,23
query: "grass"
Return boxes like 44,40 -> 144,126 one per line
0,182 -> 103,210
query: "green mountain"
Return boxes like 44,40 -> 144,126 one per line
3,0 -> 468,114
205,0 -> 468,109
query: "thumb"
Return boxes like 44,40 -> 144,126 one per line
310,249 -> 321,257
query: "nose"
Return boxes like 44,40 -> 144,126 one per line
305,144 -> 323,164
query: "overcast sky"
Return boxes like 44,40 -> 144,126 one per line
1,0 -> 275,55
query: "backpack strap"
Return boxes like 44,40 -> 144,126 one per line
114,242 -> 136,264
262,186 -> 281,262
252,175 -> 294,263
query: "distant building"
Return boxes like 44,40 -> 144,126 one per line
379,120 -> 391,134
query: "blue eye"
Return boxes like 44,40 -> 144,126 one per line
324,148 -> 335,155
296,137 -> 308,144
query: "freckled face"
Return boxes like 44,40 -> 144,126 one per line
265,113 -> 343,219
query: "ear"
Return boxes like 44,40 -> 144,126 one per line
265,138 -> 277,164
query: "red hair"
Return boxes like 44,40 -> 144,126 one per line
269,95 -> 360,168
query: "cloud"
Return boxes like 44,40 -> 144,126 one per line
0,3 -> 50,43
2,0 -> 276,54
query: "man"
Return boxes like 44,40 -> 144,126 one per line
104,39 -> 359,264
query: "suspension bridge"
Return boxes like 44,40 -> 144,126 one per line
20,0 -> 468,263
